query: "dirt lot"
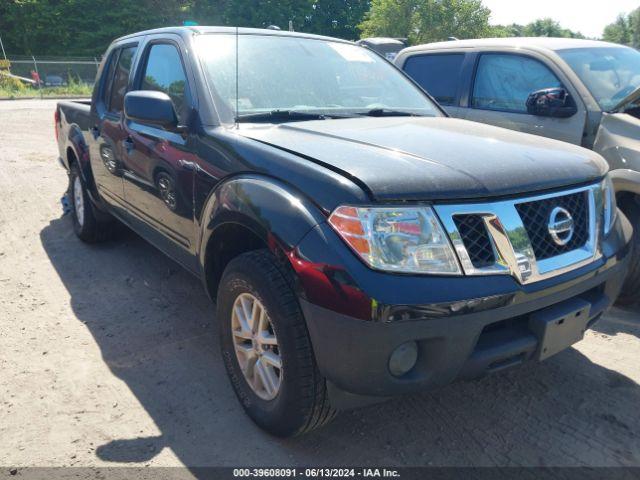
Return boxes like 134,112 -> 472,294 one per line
0,99 -> 639,470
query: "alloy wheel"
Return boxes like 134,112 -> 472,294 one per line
73,176 -> 85,227
231,293 -> 282,400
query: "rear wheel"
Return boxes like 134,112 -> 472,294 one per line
217,250 -> 336,436
69,164 -> 114,243
616,200 -> 640,306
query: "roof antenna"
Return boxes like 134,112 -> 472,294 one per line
235,25 -> 239,128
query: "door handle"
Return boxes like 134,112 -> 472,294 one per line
123,137 -> 135,153
90,126 -> 100,140
178,159 -> 197,171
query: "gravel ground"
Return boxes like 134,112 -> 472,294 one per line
0,99 -> 639,470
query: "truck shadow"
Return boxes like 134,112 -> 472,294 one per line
40,215 -> 640,469
591,303 -> 640,339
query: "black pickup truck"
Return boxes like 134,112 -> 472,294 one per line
56,27 -> 632,437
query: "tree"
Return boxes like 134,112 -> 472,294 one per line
358,0 -> 490,43
521,18 -> 584,38
488,19 -> 583,40
488,23 -> 523,38
358,0 -> 416,40
602,7 -> 640,47
223,0 -> 313,31
0,0 -> 191,56
413,0 -> 490,42
631,8 -> 640,48
304,0 -> 371,40
603,15 -> 631,45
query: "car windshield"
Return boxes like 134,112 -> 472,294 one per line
558,46 -> 640,111
195,33 -> 441,122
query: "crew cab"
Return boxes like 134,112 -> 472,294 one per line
55,27 -> 633,437
395,38 -> 640,303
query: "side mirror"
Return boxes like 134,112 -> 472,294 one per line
124,91 -> 179,130
526,88 -> 577,118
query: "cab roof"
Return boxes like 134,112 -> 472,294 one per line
113,26 -> 353,45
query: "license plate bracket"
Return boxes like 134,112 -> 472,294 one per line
528,298 -> 591,361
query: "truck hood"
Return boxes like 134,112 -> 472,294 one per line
238,116 -> 607,201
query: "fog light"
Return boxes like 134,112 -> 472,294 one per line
388,341 -> 418,377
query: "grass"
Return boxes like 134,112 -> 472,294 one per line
0,80 -> 93,99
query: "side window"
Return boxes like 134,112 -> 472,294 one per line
403,54 -> 465,106
109,46 -> 137,114
140,43 -> 191,122
100,50 -> 118,108
471,54 -> 562,112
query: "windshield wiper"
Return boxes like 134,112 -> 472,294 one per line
236,110 -> 349,123
356,108 -> 424,117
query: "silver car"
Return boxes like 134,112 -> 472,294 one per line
396,37 -> 640,304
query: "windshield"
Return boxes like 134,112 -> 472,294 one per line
558,46 -> 640,111
195,34 -> 441,122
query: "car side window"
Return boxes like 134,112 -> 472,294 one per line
403,54 -> 465,106
100,50 -> 118,108
140,43 -> 191,122
471,54 -> 562,113
108,46 -> 137,114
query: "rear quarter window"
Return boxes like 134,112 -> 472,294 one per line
100,50 -> 118,108
402,54 -> 465,106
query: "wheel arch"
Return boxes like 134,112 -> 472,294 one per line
198,174 -> 326,302
611,169 -> 640,221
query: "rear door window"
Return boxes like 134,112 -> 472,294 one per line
471,54 -> 562,112
100,50 -> 118,109
108,46 -> 137,114
403,54 -> 465,106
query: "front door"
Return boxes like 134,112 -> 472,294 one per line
121,40 -> 197,258
464,53 -> 586,145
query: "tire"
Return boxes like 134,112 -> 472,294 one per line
69,164 -> 114,243
217,249 -> 336,436
616,201 -> 640,306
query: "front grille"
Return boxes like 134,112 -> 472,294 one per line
515,191 -> 589,260
454,214 -> 496,268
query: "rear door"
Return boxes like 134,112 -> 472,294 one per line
88,43 -> 138,207
121,35 -> 197,258
464,52 -> 586,145
401,52 -> 468,117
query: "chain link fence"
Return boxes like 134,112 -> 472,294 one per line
0,56 -> 100,99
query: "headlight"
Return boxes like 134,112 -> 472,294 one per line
603,175 -> 617,236
328,206 -> 461,274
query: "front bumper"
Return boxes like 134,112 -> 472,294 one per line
292,210 -> 633,404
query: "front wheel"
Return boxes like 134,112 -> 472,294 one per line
217,250 -> 336,436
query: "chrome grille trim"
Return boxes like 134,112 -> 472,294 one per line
434,183 -> 603,285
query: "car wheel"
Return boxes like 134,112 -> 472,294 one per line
217,249 -> 336,436
616,201 -> 640,306
69,164 -> 113,243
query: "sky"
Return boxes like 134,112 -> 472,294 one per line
482,0 -> 640,38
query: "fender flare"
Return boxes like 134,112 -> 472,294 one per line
65,124 -> 96,193
197,173 -> 327,280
